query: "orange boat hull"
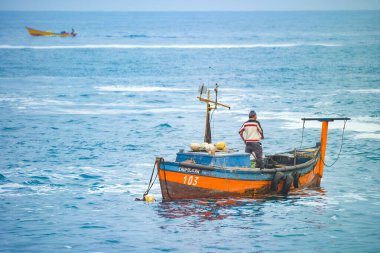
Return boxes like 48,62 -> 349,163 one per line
157,156 -> 322,201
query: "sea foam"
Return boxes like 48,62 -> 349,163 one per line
95,85 -> 189,92
0,43 -> 341,50
348,89 -> 380,94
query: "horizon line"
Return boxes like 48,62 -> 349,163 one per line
1,9 -> 379,12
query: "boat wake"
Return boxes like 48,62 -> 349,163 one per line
0,43 -> 341,49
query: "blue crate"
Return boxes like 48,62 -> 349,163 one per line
176,152 -> 251,167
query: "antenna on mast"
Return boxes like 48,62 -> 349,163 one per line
197,83 -> 230,143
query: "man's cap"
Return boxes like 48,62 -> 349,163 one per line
249,110 -> 256,118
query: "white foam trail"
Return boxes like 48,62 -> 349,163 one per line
0,183 -> 24,194
354,133 -> 380,139
308,43 -> 341,47
0,96 -> 75,106
260,111 -> 309,122
88,184 -> 132,194
132,163 -> 153,167
58,107 -> 198,115
281,115 -> 380,133
26,99 -> 75,106
348,89 -> 380,94
0,95 -> 153,108
0,182 -> 58,195
88,183 -> 160,195
0,43 -> 341,49
95,85 -> 189,92
339,192 -> 368,202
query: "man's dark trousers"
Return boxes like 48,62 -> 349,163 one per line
245,142 -> 263,169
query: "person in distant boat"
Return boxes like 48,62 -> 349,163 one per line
71,28 -> 75,35
239,110 -> 264,169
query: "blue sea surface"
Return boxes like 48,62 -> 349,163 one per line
0,11 -> 379,252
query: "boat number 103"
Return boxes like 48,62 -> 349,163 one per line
183,175 -> 199,186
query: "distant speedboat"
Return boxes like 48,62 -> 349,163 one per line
26,27 -> 76,37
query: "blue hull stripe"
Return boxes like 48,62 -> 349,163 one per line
162,161 -> 316,181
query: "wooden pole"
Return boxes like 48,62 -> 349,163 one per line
198,86 -> 231,144
204,91 -> 212,143
205,102 -> 211,143
197,97 -> 230,109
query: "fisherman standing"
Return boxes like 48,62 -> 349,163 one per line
239,110 -> 264,169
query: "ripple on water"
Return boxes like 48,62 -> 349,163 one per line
79,174 -> 102,179
155,123 -> 172,129
104,239 -> 121,245
23,179 -> 44,186
123,144 -> 140,151
80,223 -> 107,229
30,176 -> 50,181
0,173 -> 9,183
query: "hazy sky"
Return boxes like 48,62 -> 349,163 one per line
1,0 -> 379,11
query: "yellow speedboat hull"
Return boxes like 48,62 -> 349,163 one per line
26,27 -> 76,37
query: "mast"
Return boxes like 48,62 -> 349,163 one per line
198,84 -> 230,143
301,117 -> 350,186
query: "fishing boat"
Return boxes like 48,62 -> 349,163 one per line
152,84 -> 350,201
26,27 -> 76,37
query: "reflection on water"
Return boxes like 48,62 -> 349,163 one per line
156,188 -> 327,224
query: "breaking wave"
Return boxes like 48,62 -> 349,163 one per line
354,133 -> 380,139
348,89 -> 380,94
57,107 -> 198,115
0,43 -> 341,50
278,114 -> 380,134
95,85 -> 190,92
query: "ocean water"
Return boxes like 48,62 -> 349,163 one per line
0,11 -> 379,252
